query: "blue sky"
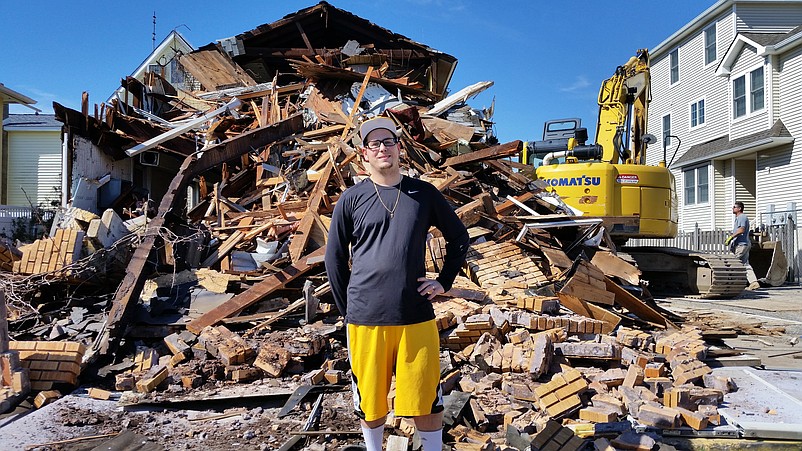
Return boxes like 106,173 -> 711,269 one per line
3,1 -> 713,143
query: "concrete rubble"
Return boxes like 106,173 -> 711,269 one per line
1,2 -> 801,450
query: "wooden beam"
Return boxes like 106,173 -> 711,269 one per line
341,67 -> 373,141
442,140 -> 522,167
484,158 -> 533,189
92,155 -> 191,358
91,115 -> 304,359
496,192 -> 535,216
604,276 -> 677,329
190,114 -> 304,178
295,22 -> 315,53
288,145 -> 341,261
186,247 -> 326,334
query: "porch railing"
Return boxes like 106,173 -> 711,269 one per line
628,217 -> 800,284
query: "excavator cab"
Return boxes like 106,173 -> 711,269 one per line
522,118 -> 587,166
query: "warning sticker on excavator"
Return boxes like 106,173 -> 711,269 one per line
616,174 -> 639,184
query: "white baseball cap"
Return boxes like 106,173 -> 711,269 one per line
359,117 -> 397,144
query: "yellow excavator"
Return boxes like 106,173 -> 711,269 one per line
523,49 -> 747,298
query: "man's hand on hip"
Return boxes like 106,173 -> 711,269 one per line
417,277 -> 444,300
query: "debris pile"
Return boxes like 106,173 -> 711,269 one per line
0,2 -> 790,450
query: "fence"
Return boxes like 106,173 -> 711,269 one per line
629,216 -> 800,284
0,206 -> 55,239
628,226 -> 730,255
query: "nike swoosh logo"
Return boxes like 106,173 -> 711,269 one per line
408,190 -> 419,194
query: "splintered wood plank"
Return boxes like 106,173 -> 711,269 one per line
288,145 -> 340,261
201,217 -> 253,267
96,115 -> 304,358
591,251 -> 641,285
341,67 -> 374,141
560,276 -> 616,306
186,246 -> 326,334
604,276 -> 677,329
442,140 -> 522,166
496,192 -> 535,216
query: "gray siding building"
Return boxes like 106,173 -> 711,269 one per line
648,0 -> 802,267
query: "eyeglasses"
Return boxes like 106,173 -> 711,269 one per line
365,137 -> 399,150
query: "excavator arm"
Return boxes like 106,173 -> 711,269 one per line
595,49 -> 651,165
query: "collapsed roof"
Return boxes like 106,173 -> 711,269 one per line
184,1 -> 457,97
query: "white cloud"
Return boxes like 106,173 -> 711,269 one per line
559,76 -> 591,93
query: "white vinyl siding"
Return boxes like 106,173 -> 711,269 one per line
729,44 -> 768,138
759,46 -> 802,223
6,131 -> 62,208
736,5 -> 802,32
733,159 -> 756,219
714,160 -> 733,230
756,144 -> 797,225
647,12 -> 734,174
649,3 -> 802,261
704,24 -> 717,65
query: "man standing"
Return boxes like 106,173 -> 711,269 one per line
728,201 -> 759,289
325,117 -> 469,451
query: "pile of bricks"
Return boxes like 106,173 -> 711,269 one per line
13,228 -> 85,276
530,419 -> 587,451
465,241 -> 550,305
7,341 -> 83,391
558,260 -> 615,306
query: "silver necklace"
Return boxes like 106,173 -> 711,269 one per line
372,178 -> 402,219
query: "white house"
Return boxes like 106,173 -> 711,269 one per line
1,114 -> 62,208
107,30 -> 196,114
647,0 -> 802,272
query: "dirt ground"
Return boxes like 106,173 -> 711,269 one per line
1,380 -> 364,450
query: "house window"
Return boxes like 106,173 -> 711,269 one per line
670,49 -> 679,84
662,114 -> 671,149
732,66 -> 765,119
750,67 -> 764,112
690,99 -> 705,128
733,76 -> 746,118
684,165 -> 709,205
704,25 -> 716,65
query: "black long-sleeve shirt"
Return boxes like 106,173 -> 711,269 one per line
325,175 -> 469,325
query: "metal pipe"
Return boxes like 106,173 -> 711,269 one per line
542,151 -> 569,165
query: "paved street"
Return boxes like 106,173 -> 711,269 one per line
657,285 -> 802,370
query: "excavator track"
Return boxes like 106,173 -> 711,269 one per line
620,246 -> 748,299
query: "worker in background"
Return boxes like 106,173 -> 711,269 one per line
325,117 -> 470,451
728,201 -> 760,289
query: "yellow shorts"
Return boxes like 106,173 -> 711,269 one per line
346,320 -> 443,421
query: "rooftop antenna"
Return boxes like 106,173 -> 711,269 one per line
152,11 -> 156,50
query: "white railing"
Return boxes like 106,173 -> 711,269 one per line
0,206 -> 54,239
629,225 -> 730,254
629,217 -> 800,283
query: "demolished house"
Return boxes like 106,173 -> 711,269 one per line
1,2 -> 800,450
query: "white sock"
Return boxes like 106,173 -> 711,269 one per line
361,423 -> 384,451
418,428 -> 442,451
